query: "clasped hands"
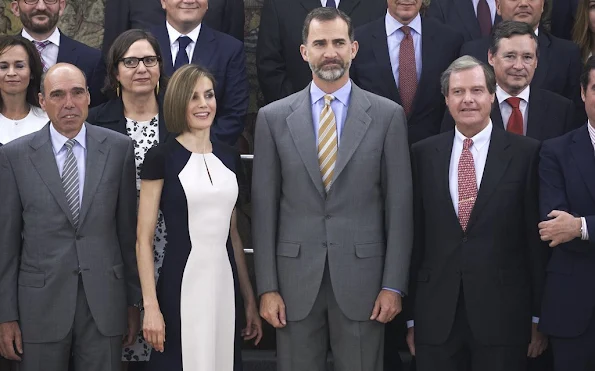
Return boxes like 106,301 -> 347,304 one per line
259,289 -> 402,328
538,210 -> 582,247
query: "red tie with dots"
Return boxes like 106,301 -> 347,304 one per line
458,138 -> 477,231
399,26 -> 417,117
506,97 -> 524,135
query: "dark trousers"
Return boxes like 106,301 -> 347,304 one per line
416,290 -> 527,371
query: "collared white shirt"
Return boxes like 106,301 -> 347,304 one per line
386,11 -> 422,87
496,85 -> 530,135
471,0 -> 497,23
50,122 -> 87,206
166,21 -> 201,66
21,28 -> 61,69
310,79 -> 351,146
320,0 -> 341,6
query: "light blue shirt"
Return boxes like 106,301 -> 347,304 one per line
386,11 -> 422,88
310,79 -> 351,146
50,122 -> 87,206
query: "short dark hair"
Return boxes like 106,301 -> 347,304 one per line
0,35 -> 43,110
164,64 -> 216,134
580,56 -> 595,92
488,20 -> 539,57
441,55 -> 496,96
103,29 -> 168,98
302,7 -> 354,45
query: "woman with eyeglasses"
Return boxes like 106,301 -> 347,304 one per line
87,29 -> 170,369
0,35 -> 47,146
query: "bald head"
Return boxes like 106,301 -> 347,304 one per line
39,63 -> 90,139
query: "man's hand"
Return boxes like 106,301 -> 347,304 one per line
538,210 -> 582,247
123,306 -> 140,347
370,289 -> 402,323
0,321 -> 22,361
259,292 -> 287,328
406,327 -> 415,356
527,323 -> 548,358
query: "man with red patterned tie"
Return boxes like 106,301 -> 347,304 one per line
406,55 -> 549,371
442,21 -> 575,141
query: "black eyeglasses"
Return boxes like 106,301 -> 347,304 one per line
119,56 -> 160,68
22,0 -> 59,4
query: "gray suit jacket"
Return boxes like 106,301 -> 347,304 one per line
0,123 -> 139,343
252,83 -> 413,322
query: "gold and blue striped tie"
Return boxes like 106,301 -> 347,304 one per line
318,94 -> 337,193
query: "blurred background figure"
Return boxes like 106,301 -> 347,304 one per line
572,0 -> 595,62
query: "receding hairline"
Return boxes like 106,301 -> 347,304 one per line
41,64 -> 88,95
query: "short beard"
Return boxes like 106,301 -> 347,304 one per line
310,60 -> 350,82
20,10 -> 60,35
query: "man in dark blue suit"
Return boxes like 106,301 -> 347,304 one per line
425,0 -> 502,42
11,0 -> 106,107
458,0 -> 584,127
151,0 -> 249,146
352,0 -> 463,145
537,57 -> 595,371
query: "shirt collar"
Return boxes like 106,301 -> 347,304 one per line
166,21 -> 202,47
310,79 -> 352,107
535,27 -> 539,36
588,121 -> 595,146
385,11 -> 422,37
21,27 -> 61,46
496,84 -> 530,104
50,122 -> 87,154
454,120 -> 493,152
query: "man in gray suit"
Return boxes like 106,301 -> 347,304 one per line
252,7 -> 413,371
0,63 -> 140,371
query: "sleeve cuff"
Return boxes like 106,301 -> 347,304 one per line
532,316 -> 540,324
581,217 -> 589,241
406,320 -> 414,328
382,287 -> 404,297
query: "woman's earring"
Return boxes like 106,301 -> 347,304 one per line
116,83 -> 121,97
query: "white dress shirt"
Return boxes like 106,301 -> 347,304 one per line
166,21 -> 201,66
386,12 -> 423,87
580,122 -> 595,240
50,123 -> 87,206
496,85 -> 530,135
472,0 -> 497,23
320,0 -> 341,6
21,28 -> 61,69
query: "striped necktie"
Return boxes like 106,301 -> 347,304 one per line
318,94 -> 337,193
34,40 -> 51,72
62,139 -> 80,228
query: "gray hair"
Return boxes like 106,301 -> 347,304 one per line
40,66 -> 87,96
440,55 -> 496,96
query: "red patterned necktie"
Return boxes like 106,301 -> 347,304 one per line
398,26 -> 417,117
477,0 -> 492,37
506,97 -> 524,135
458,138 -> 477,231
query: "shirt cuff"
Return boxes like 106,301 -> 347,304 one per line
532,316 -> 539,324
382,287 -> 404,297
407,320 -> 414,328
581,217 -> 589,241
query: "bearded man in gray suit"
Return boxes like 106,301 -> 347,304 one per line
0,63 -> 140,371
252,7 -> 413,371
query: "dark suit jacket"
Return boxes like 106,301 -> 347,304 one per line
550,0 -> 579,40
151,24 -> 248,146
408,128 -> 547,345
425,0 -> 502,42
54,33 -> 106,107
87,98 -> 171,144
352,16 -> 463,145
441,88 -> 575,140
256,0 -> 387,104
102,0 -> 245,56
538,125 -> 595,338
459,30 -> 585,125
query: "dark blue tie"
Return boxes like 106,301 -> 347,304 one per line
173,36 -> 192,71
326,0 -> 336,7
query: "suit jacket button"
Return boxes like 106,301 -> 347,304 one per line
76,235 -> 82,240
325,215 -> 331,220
322,242 -> 327,248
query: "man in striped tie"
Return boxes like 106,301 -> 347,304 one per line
0,63 -> 140,371
253,7 -> 413,371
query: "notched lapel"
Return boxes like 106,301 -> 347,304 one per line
570,127 -> 595,203
432,133 -> 459,227
466,130 -> 512,230
79,127 -> 110,227
525,90 -> 546,140
338,0 -> 360,16
56,33 -> 78,65
454,0 -> 481,39
372,22 -> 399,103
154,25 -> 174,76
192,26 -> 216,69
287,90 -> 326,199
29,126 -> 76,227
532,33 -> 551,89
491,101 -> 504,131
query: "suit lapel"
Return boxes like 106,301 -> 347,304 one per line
491,100 -> 504,131
432,131 -> 460,228
337,0 -> 360,16
525,88 -> 545,140
287,87 -> 326,199
454,0 -> 481,39
191,26 -> 216,69
29,125 -> 77,227
531,31 -> 550,89
153,25 -> 175,76
78,124 -> 109,228
466,128 -> 512,230
329,85 -> 372,193
56,33 -> 78,65
570,125 -> 595,203
372,20 -> 400,103
410,20 -> 438,115
299,0 -> 322,12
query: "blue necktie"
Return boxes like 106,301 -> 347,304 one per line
326,0 -> 336,7
174,36 -> 192,71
